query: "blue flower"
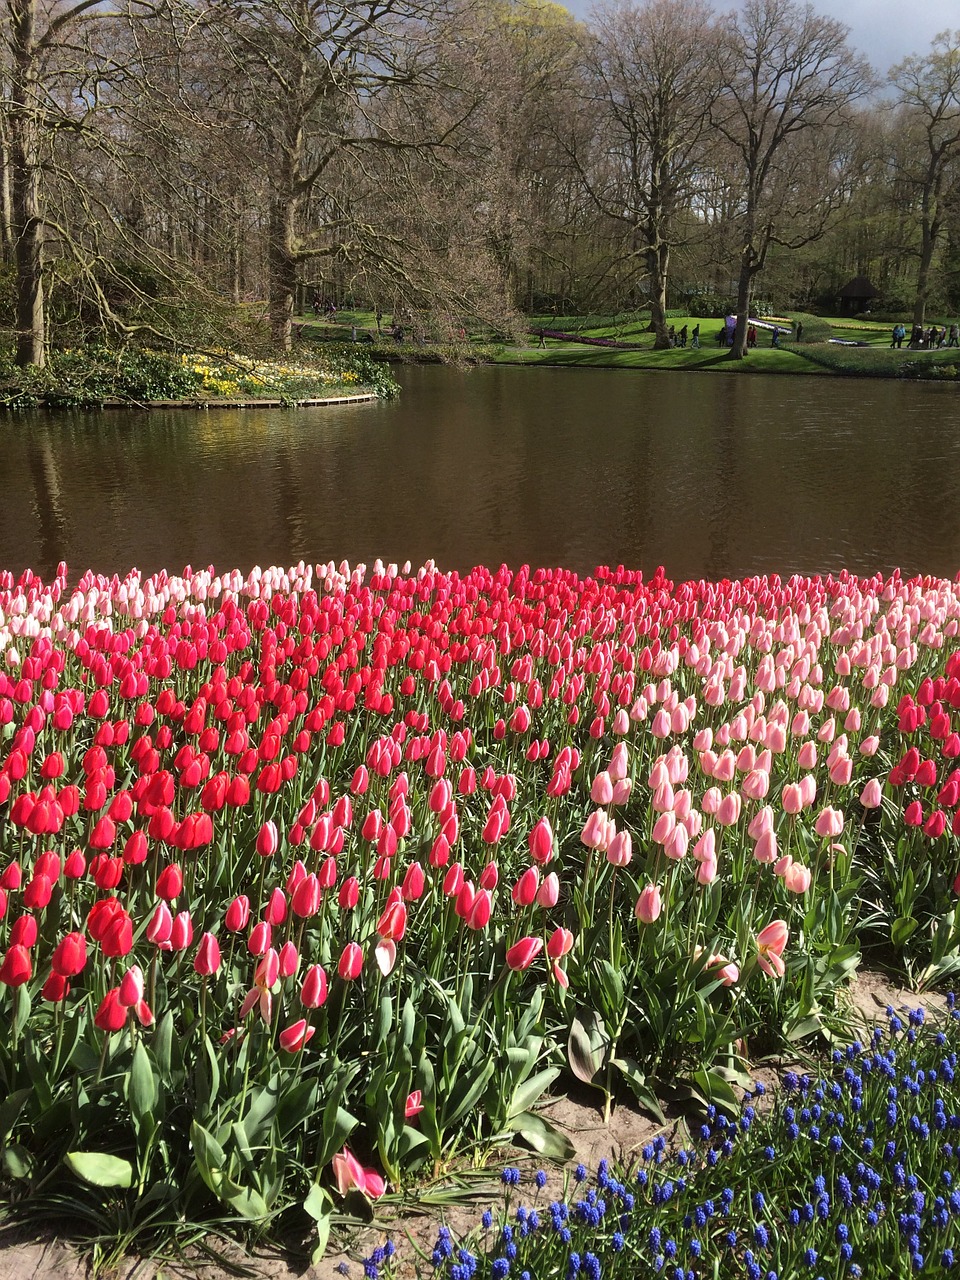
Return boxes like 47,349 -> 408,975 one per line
536,1171 -> 547,1190
574,1164 -> 587,1183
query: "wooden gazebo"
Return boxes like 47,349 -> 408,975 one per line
837,275 -> 878,316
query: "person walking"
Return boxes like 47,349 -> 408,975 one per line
794,320 -> 803,343
678,324 -> 688,348
691,323 -> 700,349
948,323 -> 959,348
771,325 -> 780,348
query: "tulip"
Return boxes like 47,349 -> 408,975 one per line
590,771 -> 613,805
814,806 -> 844,838
506,936 -> 543,971
52,931 -> 87,978
338,941 -> 363,980
331,1148 -> 385,1199
338,876 -> 359,909
266,887 -> 287,926
194,932 -> 222,976
169,910 -> 193,951
512,866 -> 540,907
256,820 -> 279,858
860,778 -> 883,809
528,816 -> 554,864
756,920 -> 789,978
405,1090 -> 424,1119
606,829 -> 632,867
466,888 -> 492,930
536,871 -> 560,908
635,884 -> 662,925
156,862 -> 183,901
279,1019 -> 315,1053
0,943 -> 32,987
696,856 -> 718,886
94,987 -> 128,1032
292,874 -> 321,919
716,793 -> 742,827
401,860 -> 425,901
753,829 -> 778,864
547,927 -> 574,959
301,964 -> 328,1008
783,862 -> 812,894
119,965 -> 145,1007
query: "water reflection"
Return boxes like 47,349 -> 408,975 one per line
1,365 -> 959,581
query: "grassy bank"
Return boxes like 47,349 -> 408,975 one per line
295,309 -> 960,380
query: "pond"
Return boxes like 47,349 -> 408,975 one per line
2,364 -> 960,581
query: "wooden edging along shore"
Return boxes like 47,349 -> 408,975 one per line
128,391 -> 380,409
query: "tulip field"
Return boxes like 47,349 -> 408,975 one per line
2,560 -> 960,1255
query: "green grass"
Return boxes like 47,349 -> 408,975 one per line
293,309 -> 960,379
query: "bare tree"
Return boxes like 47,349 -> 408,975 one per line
712,0 -> 873,359
577,0 -> 719,347
890,30 -> 960,328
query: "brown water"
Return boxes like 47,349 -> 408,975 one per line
2,364 -> 959,581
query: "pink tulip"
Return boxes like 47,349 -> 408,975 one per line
255,820 -> 279,858
591,771 -> 614,805
697,856 -> 717,885
652,810 -> 676,845
814,806 -> 844,838
716,793 -> 742,827
701,786 -> 721,815
466,888 -> 493,930
608,742 -> 629,782
753,829 -> 778,863
784,862 -> 812,894
635,883 -> 662,925
693,827 -> 716,863
606,829 -> 633,866
799,774 -> 817,808
747,805 -> 773,839
756,920 -> 789,978
506,936 -> 543,971
581,808 -> 611,850
547,927 -> 574,959
536,872 -> 560,909
859,735 -> 880,757
331,1148 -> 385,1199
781,782 -> 803,815
741,768 -> 769,801
860,778 -> 883,809
664,824 -> 689,861
374,938 -> 397,975
405,1091 -> 424,1119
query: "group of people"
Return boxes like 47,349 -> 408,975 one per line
667,323 -> 699,348
890,322 -> 960,349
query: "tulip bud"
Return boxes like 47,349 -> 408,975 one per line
194,931 -> 221,976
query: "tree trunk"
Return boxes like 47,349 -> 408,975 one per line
646,240 -> 672,349
729,260 -> 753,360
912,217 -> 936,329
268,197 -> 297,351
9,0 -> 45,368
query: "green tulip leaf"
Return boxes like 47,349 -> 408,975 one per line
65,1150 -> 134,1188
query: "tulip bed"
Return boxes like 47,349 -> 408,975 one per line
2,561 -> 960,1257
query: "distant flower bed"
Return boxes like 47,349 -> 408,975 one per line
0,344 -> 397,408
1,561 -> 960,1257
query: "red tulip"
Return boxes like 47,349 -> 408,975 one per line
279,1019 -> 315,1053
194,932 -> 221,976
256,820 -> 279,857
338,876 -> 359,910
506,936 -> 543,972
338,941 -> 363,980
94,987 -> 127,1032
52,931 -> 87,977
301,963 -> 328,1008
0,943 -> 32,987
225,895 -> 250,932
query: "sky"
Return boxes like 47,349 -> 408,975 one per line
562,0 -> 951,77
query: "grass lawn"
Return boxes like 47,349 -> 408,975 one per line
293,308 -> 960,379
